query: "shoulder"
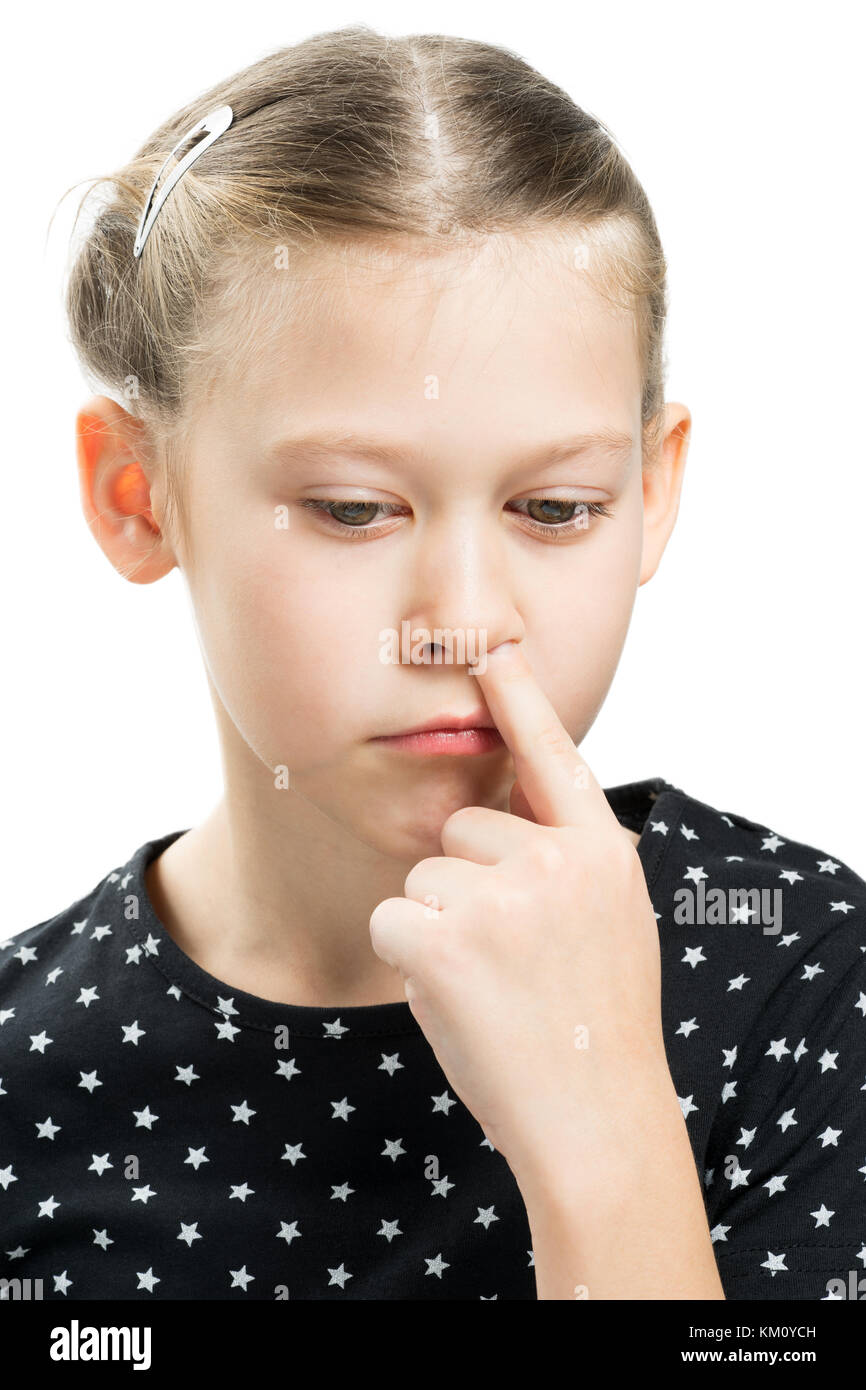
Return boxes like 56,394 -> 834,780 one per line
0,832 -> 177,1012
648,778 -> 865,969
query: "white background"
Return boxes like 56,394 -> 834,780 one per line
3,0 -> 864,934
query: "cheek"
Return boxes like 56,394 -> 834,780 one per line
189,532 -> 390,761
527,510 -> 642,724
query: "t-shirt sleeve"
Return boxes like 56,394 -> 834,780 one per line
700,880 -> 866,1300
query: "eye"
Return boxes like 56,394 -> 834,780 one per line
507,498 -> 614,538
299,498 -> 406,537
297,495 -> 614,541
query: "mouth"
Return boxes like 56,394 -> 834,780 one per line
369,711 -> 505,757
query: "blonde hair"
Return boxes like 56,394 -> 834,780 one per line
64,24 -> 668,555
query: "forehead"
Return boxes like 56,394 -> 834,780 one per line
198,231 -> 642,446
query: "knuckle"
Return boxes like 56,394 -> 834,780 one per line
523,837 -> 567,876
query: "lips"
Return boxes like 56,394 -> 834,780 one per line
369,713 -> 504,757
385,711 -> 497,737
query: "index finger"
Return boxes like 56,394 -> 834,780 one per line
470,639 -> 615,830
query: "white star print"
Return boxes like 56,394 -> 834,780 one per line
810,1204 -> 834,1227
430,1176 -> 455,1197
801,962 -> 824,980
682,946 -> 707,968
275,1058 -> 301,1081
4,785 -> 865,1303
432,1090 -> 457,1115
378,1053 -> 404,1075
133,1105 -> 159,1129
377,1220 -> 402,1242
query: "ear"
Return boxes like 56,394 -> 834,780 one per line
638,402 -> 691,587
75,395 -> 177,584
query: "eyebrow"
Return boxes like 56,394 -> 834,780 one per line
263,427 -> 635,470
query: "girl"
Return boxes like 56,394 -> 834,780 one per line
2,24 -> 864,1302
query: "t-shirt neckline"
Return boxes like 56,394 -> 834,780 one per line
118,776 -> 684,1038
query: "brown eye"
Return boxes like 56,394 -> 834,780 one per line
325,501 -> 383,526
525,499 -> 582,524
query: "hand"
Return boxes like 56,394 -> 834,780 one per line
368,639 -> 671,1188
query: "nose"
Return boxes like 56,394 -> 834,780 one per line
398,510 -> 524,665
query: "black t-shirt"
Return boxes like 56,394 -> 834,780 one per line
2,777 -> 864,1300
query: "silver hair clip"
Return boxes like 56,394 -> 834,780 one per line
133,104 -> 234,259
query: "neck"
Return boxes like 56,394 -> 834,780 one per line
145,790 -> 417,1008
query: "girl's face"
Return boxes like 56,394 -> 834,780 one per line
177,234 -> 686,861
